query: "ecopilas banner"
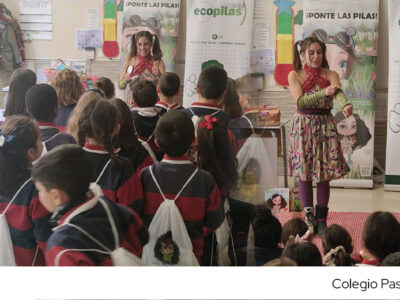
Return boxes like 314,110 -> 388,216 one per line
303,0 -> 378,188
183,0 -> 255,107
385,0 -> 400,191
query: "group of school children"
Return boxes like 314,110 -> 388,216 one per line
1,65 -> 400,267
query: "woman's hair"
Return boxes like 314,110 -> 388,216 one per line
252,204 -> 282,248
362,211 -> 400,261
0,115 -> 39,196
266,193 -> 287,210
310,29 -> 355,79
66,91 -> 104,142
220,78 -> 241,119
4,68 -> 37,117
282,241 -> 323,266
293,37 -> 329,71
77,99 -> 123,171
109,98 -> 142,153
51,69 -> 84,107
281,218 -> 309,246
322,224 -> 353,254
334,113 -> 372,148
128,30 -> 163,61
196,116 -> 238,191
93,77 -> 115,99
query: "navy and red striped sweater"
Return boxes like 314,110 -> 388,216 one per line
45,195 -> 148,266
38,122 -> 76,151
118,144 -> 154,178
140,155 -> 225,261
155,101 -> 184,116
83,143 -> 144,214
0,170 -> 52,266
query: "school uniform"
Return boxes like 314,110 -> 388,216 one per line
155,101 -> 184,116
38,122 -> 76,151
228,115 -> 256,152
83,143 -> 144,214
141,155 -> 225,261
0,170 -> 52,266
118,144 -> 154,178
45,195 -> 148,266
54,105 -> 76,129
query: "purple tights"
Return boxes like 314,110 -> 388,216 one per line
298,180 -> 330,208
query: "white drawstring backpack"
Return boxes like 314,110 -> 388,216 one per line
138,132 -> 157,163
0,178 -> 32,266
33,132 -> 63,165
142,166 -> 199,266
188,108 -> 220,126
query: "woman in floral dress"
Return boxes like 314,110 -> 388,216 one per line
287,37 -> 353,236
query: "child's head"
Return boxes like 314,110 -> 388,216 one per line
93,77 -> 115,99
197,66 -> 228,101
220,78 -> 241,119
51,69 -> 84,107
158,72 -> 180,99
252,204 -> 282,249
77,99 -> 123,171
196,115 -> 238,191
154,110 -> 194,157
110,98 -> 141,151
25,84 -> 58,122
282,241 -> 323,266
334,113 -> 372,148
281,218 -> 308,246
266,194 -> 287,210
362,211 -> 400,261
4,68 -> 37,118
131,79 -> 158,108
322,224 -> 353,255
379,252 -> 400,266
32,144 -> 92,212
0,115 -> 42,197
265,257 -> 297,266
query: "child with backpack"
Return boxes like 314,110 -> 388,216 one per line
0,115 -> 52,266
32,144 -> 148,266
25,84 -> 76,153
140,110 -> 225,265
156,72 -> 183,115
77,99 -> 144,214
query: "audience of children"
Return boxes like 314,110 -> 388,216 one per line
51,69 -> 85,128
32,144 -> 148,266
156,72 -> 183,115
93,76 -> 115,99
3,68 -> 36,119
25,84 -> 76,152
0,115 -> 52,265
281,218 -> 309,247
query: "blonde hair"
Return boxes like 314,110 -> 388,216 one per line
51,69 -> 84,107
66,91 -> 104,142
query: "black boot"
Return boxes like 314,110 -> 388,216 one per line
303,206 -> 315,234
315,206 -> 329,237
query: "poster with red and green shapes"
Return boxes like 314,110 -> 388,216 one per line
103,0 -> 119,58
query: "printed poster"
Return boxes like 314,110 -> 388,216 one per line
183,0 -> 255,107
76,29 -> 103,50
303,0 -> 378,188
265,188 -> 290,214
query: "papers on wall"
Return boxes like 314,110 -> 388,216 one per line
76,29 -> 103,50
19,0 -> 53,40
86,8 -> 100,28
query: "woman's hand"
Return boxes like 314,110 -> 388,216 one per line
342,103 -> 353,118
324,85 -> 338,96
124,74 -> 131,81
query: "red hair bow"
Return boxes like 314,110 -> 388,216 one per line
200,115 -> 218,130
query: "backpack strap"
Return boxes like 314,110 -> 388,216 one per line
1,177 -> 31,216
242,115 -> 255,134
149,165 -> 198,202
44,132 -> 62,144
95,159 -> 111,184
141,140 -> 157,163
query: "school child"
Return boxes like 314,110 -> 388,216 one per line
379,252 -> 400,266
281,218 -> 309,247
93,76 -> 115,99
0,115 -> 52,265
110,98 -> 154,175
281,240 -> 323,266
360,211 -> 400,265
196,114 -> 238,265
156,72 -> 183,115
141,110 -> 225,263
131,79 -> 162,161
25,84 -> 76,152
77,98 -> 144,214
32,144 -> 148,266
322,224 -> 356,266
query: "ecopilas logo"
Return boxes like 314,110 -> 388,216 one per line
193,0 -> 247,25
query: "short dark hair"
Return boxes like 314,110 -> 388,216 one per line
131,79 -> 158,107
322,224 -> 353,254
159,72 -> 180,97
154,110 -> 194,157
379,252 -> 400,266
252,204 -> 282,248
197,66 -> 227,100
25,84 -> 58,122
281,218 -> 308,246
32,144 -> 92,200
94,77 -> 115,99
362,211 -> 400,260
282,242 -> 323,266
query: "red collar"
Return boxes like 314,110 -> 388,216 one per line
191,102 -> 219,109
156,101 -> 180,109
361,258 -> 380,265
38,122 -> 57,127
162,154 -> 192,164
163,154 -> 190,161
84,142 -> 106,151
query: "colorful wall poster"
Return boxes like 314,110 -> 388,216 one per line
265,187 -> 290,213
303,0 -> 378,188
183,0 -> 255,107
385,0 -> 400,191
